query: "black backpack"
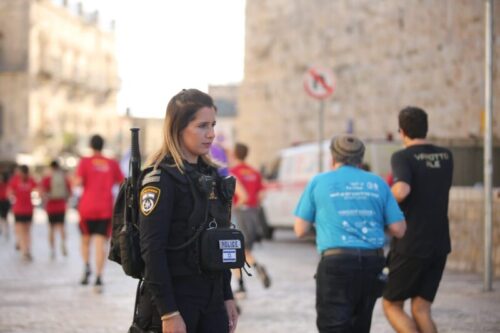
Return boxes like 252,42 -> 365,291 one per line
108,176 -> 144,279
108,128 -> 144,279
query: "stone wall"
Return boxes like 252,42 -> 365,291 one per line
448,187 -> 500,277
0,0 -> 121,164
238,0 -> 500,168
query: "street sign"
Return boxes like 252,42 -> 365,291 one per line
303,66 -> 335,99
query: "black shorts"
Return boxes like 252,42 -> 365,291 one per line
0,200 -> 10,218
79,219 -> 111,237
48,213 -> 65,224
14,214 -> 33,223
383,251 -> 447,302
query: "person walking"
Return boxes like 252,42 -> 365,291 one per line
229,142 -> 270,294
383,106 -> 454,333
8,165 -> 38,261
133,89 -> 238,333
294,134 -> 406,333
40,160 -> 71,259
74,134 -> 124,291
0,171 -> 11,239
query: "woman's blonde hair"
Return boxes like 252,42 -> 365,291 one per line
146,89 -> 217,172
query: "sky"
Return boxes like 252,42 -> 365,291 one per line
84,0 -> 246,118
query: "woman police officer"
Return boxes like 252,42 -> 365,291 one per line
135,89 -> 239,333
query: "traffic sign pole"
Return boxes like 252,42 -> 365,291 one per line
319,100 -> 324,172
303,66 -> 335,173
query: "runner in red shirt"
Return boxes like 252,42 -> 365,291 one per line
8,165 -> 37,261
229,142 -> 270,295
40,160 -> 72,259
0,171 -> 11,240
74,134 -> 124,291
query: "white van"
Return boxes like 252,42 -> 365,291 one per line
261,139 -> 401,234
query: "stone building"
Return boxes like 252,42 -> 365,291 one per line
0,0 -> 122,167
237,0 -> 500,168
209,84 -> 238,148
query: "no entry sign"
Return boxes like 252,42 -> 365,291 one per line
303,67 -> 335,99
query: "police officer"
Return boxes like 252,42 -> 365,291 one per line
134,89 -> 238,333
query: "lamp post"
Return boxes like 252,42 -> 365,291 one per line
483,0 -> 494,292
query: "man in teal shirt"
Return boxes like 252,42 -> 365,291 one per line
294,134 -> 406,333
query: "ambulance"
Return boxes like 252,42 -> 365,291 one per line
261,139 -> 401,236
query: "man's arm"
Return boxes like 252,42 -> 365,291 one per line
73,161 -> 84,187
387,220 -> 406,239
234,179 -> 248,208
294,217 -> 311,238
72,174 -> 82,187
391,181 -> 411,203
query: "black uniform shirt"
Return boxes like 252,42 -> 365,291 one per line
139,161 -> 234,317
139,166 -> 179,316
390,144 -> 454,257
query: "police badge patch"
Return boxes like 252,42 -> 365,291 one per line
140,186 -> 161,216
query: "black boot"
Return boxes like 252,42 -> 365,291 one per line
80,264 -> 91,285
255,263 -> 271,288
94,275 -> 103,293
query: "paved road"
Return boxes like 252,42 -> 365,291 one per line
0,209 -> 499,333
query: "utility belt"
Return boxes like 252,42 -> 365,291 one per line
321,247 -> 384,258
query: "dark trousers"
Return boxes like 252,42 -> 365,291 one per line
136,275 -> 229,333
316,253 -> 385,333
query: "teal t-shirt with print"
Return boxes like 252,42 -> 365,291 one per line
294,166 -> 404,253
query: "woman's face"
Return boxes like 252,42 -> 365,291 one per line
180,106 -> 216,163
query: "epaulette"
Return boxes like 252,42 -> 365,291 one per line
141,168 -> 161,186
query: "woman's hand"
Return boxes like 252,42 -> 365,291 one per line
225,299 -> 239,333
162,314 -> 186,333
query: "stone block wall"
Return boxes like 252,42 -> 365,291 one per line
447,187 -> 500,277
238,0 -> 500,168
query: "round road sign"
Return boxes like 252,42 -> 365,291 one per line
303,67 -> 335,99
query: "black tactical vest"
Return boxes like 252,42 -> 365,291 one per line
158,159 -> 233,276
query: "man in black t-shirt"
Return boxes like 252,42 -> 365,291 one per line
383,107 -> 453,333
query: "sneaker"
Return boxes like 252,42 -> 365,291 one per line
61,244 -> 67,257
94,276 -> 103,293
255,264 -> 271,289
22,253 -> 33,262
80,266 -> 91,285
234,282 -> 247,299
235,284 -> 246,294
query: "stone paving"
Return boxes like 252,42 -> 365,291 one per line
0,208 -> 499,333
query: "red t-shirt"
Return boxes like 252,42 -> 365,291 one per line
9,175 -> 37,215
0,181 -> 7,201
76,154 -> 124,220
41,175 -> 71,214
230,162 -> 263,208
